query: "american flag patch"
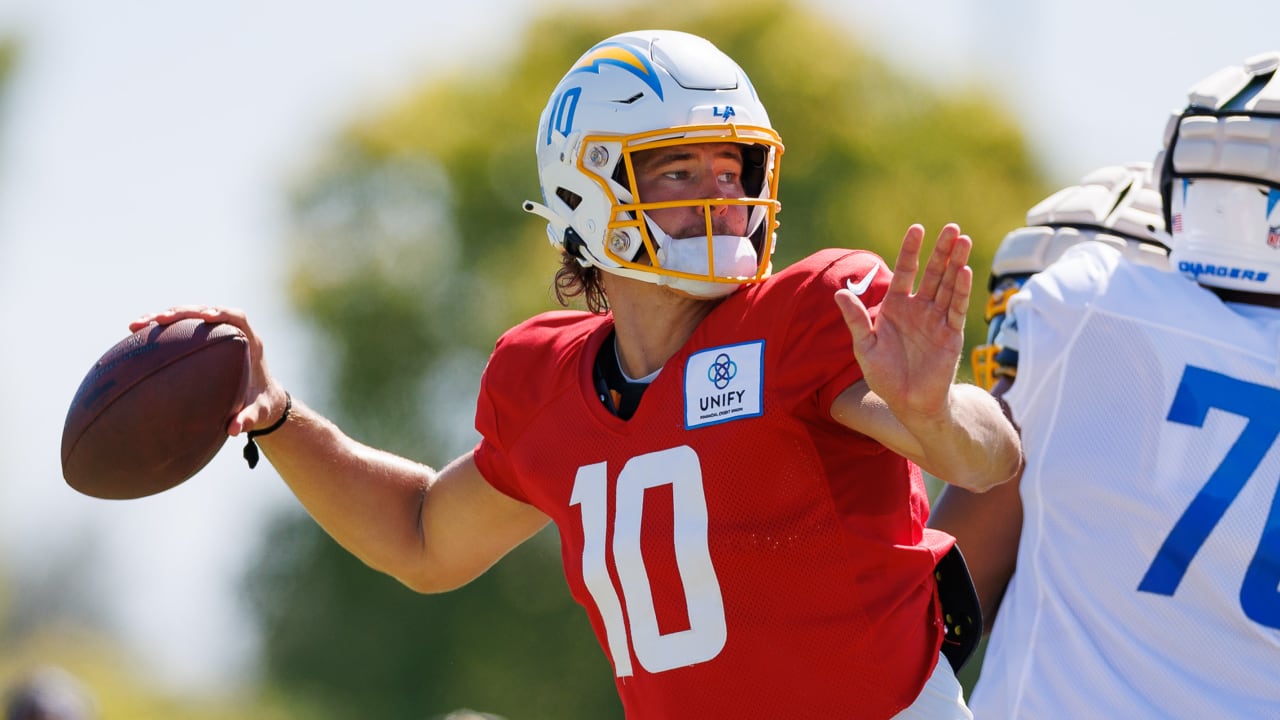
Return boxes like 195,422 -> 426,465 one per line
1172,213 -> 1183,233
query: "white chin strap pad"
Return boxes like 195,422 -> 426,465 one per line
639,214 -> 760,298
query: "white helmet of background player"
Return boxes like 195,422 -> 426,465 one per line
1154,51 -> 1280,295
522,30 -> 783,298
971,163 -> 1170,389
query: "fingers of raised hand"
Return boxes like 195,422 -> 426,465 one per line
834,287 -> 874,353
888,224 -> 926,296
947,265 -> 973,330
935,230 -> 972,303
915,224 -> 965,301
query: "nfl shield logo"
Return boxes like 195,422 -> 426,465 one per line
1269,225 -> 1280,249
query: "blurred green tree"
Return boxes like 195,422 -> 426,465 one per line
249,2 -> 1049,718
0,35 -> 19,208
0,39 -> 14,79
0,36 -> 15,101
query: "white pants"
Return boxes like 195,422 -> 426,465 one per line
890,653 -> 973,720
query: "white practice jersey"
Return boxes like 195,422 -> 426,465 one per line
972,242 -> 1280,719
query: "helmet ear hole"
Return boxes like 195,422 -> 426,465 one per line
557,187 -> 583,210
563,226 -> 590,263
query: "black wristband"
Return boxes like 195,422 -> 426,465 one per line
243,391 -> 292,469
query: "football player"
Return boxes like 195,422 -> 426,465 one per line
136,30 -> 1020,719
932,52 -> 1280,718
943,163 -> 1170,616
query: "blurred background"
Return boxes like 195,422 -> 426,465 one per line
0,0 -> 1276,717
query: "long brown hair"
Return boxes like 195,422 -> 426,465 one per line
553,252 -> 609,314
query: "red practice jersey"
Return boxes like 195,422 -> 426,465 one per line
474,250 -> 954,718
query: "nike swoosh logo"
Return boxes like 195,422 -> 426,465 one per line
845,263 -> 880,296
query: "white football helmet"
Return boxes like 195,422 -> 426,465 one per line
972,163 -> 1171,389
522,30 -> 783,298
1154,51 -> 1280,294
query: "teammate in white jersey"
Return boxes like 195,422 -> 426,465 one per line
945,162 -> 1170,618
931,52 -> 1280,718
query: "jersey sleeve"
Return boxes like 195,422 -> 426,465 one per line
471,311 -> 598,505
473,364 -> 527,504
769,250 -> 890,416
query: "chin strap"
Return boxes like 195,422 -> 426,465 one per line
243,391 -> 292,469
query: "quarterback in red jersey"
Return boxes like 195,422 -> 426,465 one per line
476,251 -> 956,717
135,29 -> 1020,719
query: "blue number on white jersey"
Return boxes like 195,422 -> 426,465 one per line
1139,365 -> 1280,629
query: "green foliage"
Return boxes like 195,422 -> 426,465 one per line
259,1 -> 1050,717
248,515 -> 619,720
0,36 -> 20,184
0,38 -> 15,84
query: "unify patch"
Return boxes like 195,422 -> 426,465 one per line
683,341 -> 763,429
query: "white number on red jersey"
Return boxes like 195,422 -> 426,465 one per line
570,445 -> 727,676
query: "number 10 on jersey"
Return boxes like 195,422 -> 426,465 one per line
571,445 -> 728,676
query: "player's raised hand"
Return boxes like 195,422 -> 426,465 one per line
834,223 -> 972,419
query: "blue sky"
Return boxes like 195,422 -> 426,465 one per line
1,0 -> 1277,694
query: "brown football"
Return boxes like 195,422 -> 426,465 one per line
61,318 -> 249,499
